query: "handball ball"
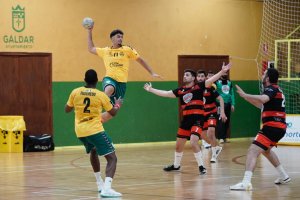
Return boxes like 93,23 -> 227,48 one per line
82,17 -> 94,29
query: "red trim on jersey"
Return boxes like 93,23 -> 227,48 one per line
204,103 -> 216,109
181,100 -> 204,109
262,111 -> 286,118
183,109 -> 204,116
255,133 -> 276,148
263,121 -> 286,129
205,108 -> 217,115
178,128 -> 191,137
177,84 -> 200,95
274,93 -> 283,99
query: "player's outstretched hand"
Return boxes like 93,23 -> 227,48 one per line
235,85 -> 246,98
144,82 -> 152,92
221,62 -> 232,73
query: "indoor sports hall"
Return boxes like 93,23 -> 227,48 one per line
0,0 -> 299,199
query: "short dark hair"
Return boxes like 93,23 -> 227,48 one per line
184,69 -> 196,77
197,70 -> 206,76
84,69 -> 98,85
266,68 -> 279,83
207,70 -> 214,74
110,29 -> 124,38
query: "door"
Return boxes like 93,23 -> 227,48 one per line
0,52 -> 53,136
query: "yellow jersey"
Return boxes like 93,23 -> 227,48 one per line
67,87 -> 113,137
96,45 -> 140,82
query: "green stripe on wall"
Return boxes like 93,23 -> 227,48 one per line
53,81 -> 260,146
230,81 -> 261,138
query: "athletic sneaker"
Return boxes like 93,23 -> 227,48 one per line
215,146 -> 223,159
100,188 -> 122,198
210,155 -> 217,163
97,181 -> 103,192
230,182 -> 253,191
163,164 -> 180,171
199,165 -> 207,175
274,177 -> 291,185
202,140 -> 211,149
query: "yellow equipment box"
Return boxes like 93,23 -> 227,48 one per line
0,116 -> 26,153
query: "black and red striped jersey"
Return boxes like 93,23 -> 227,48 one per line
204,86 -> 219,115
262,84 -> 286,130
172,82 -> 205,116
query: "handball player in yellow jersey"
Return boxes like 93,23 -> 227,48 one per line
65,69 -> 123,197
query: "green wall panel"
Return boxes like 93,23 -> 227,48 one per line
53,81 -> 261,146
53,82 -> 179,146
230,81 -> 261,138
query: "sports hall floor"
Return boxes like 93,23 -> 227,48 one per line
0,138 -> 299,200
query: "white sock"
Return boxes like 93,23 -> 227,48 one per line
242,171 -> 253,184
194,151 -> 204,166
104,177 -> 113,190
94,172 -> 103,183
174,152 -> 183,168
276,164 -> 289,179
211,147 -> 217,156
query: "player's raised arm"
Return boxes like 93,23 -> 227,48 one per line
136,57 -> 163,79
205,62 -> 232,87
86,26 -> 97,55
144,82 -> 175,98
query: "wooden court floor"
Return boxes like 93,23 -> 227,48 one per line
0,138 -> 299,200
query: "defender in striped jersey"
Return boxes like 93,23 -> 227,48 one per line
144,63 -> 231,175
230,68 -> 291,191
197,70 -> 227,163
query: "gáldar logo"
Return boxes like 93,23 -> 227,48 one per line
2,4 -> 34,49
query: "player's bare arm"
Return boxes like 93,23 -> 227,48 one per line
107,97 -> 123,116
235,85 -> 269,108
144,82 -> 175,98
217,96 -> 227,122
87,27 -> 97,55
136,57 -> 162,79
205,62 -> 232,87
64,105 -> 73,113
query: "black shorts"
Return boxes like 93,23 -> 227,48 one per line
253,126 -> 286,151
177,115 -> 204,139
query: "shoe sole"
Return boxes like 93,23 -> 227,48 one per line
100,194 -> 122,198
275,177 -> 291,185
229,188 -> 252,191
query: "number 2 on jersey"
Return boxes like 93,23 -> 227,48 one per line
83,97 -> 91,113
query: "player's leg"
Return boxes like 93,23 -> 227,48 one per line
163,135 -> 187,171
78,137 -> 103,192
207,115 -> 223,163
101,78 -> 126,123
201,116 -> 211,149
260,127 -> 290,184
190,119 -> 207,175
88,131 -> 122,197
223,103 -> 231,142
190,132 -> 207,175
230,127 -> 288,191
